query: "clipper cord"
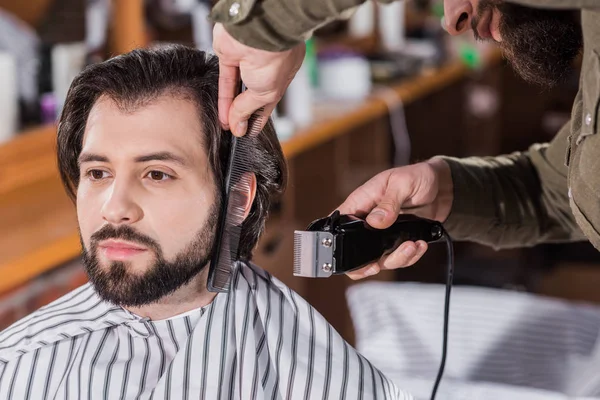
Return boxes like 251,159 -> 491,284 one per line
430,230 -> 454,400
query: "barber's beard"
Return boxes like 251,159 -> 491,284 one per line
81,201 -> 220,307
474,0 -> 582,87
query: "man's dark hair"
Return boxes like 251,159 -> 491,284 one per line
57,45 -> 287,260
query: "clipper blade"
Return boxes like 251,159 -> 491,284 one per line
293,230 -> 334,278
293,232 -> 305,276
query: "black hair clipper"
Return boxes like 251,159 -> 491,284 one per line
293,210 -> 445,277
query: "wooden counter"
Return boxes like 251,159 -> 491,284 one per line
0,52 -> 502,295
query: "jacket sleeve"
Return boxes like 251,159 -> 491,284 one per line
441,120 -> 585,249
210,0 -> 396,52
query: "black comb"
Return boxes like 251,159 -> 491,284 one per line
207,84 -> 264,292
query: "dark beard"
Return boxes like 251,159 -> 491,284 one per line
81,200 -> 220,307
475,1 -> 582,87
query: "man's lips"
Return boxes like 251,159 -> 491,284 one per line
98,240 -> 148,260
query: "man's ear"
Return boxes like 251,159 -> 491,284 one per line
231,172 -> 256,224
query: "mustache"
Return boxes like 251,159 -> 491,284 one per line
90,224 -> 161,253
471,0 -> 499,41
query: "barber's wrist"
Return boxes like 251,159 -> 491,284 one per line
211,0 -> 309,52
222,19 -> 304,53
427,157 -> 454,222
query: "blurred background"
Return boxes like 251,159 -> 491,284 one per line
0,0 -> 597,375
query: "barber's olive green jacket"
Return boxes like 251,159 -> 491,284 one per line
211,0 -> 600,251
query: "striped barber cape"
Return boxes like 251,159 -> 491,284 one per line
0,262 -> 412,400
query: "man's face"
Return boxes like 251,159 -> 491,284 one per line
77,95 -> 219,307
444,0 -> 582,87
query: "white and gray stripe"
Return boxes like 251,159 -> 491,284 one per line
347,282 -> 600,399
0,262 -> 411,399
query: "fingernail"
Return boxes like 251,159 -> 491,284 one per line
364,266 -> 378,277
370,209 -> 386,222
402,245 -> 416,257
236,120 -> 247,136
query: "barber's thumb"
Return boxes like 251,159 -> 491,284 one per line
366,200 -> 399,228
233,105 -> 276,137
229,92 -> 273,137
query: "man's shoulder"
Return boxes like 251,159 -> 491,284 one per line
233,262 -> 410,399
232,261 -> 295,298
0,283 -> 114,363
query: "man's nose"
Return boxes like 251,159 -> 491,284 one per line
443,0 -> 474,35
101,181 -> 143,225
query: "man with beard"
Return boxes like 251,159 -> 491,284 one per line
210,0 -> 597,278
0,46 -> 411,399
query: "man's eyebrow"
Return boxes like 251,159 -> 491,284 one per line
77,152 -> 189,167
134,152 -> 189,167
78,153 -> 109,165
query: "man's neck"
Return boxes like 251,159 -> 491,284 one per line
125,268 -> 217,321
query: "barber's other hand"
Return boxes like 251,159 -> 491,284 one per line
336,158 -> 454,280
213,23 -> 305,136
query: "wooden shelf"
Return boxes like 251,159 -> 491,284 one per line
0,0 -> 54,27
0,51 -> 502,295
0,124 -> 58,196
284,58 -> 479,159
111,0 -> 148,54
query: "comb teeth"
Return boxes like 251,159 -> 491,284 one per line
293,232 -> 303,275
208,138 -> 250,291
246,108 -> 265,138
208,106 -> 268,292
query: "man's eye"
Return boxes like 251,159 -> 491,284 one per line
88,170 -> 108,180
147,171 -> 173,181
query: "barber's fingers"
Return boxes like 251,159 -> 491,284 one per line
228,90 -> 280,136
347,262 -> 381,280
366,178 -> 419,229
338,171 -> 413,229
382,241 -> 428,270
337,172 -> 392,218
336,184 -> 379,218
218,61 -> 240,131
346,240 -> 428,280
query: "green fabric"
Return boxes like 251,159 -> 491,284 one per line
210,0 -> 600,252
444,9 -> 600,251
210,0 -> 598,52
210,0 -> 394,52
446,10 -> 600,250
441,122 -> 585,249
509,0 -> 599,9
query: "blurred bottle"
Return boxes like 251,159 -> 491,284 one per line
85,0 -> 111,65
283,38 -> 316,128
319,49 -> 371,101
191,0 -> 213,52
0,52 -> 18,143
0,8 -> 40,129
378,1 -> 406,51
52,43 -> 87,117
348,1 -> 375,38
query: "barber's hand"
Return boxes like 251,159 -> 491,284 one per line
336,158 -> 454,280
213,23 -> 306,136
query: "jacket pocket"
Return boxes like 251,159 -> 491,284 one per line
579,49 -> 600,141
579,50 -> 600,193
210,0 -> 258,25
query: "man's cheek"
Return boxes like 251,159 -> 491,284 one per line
77,201 -> 100,250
